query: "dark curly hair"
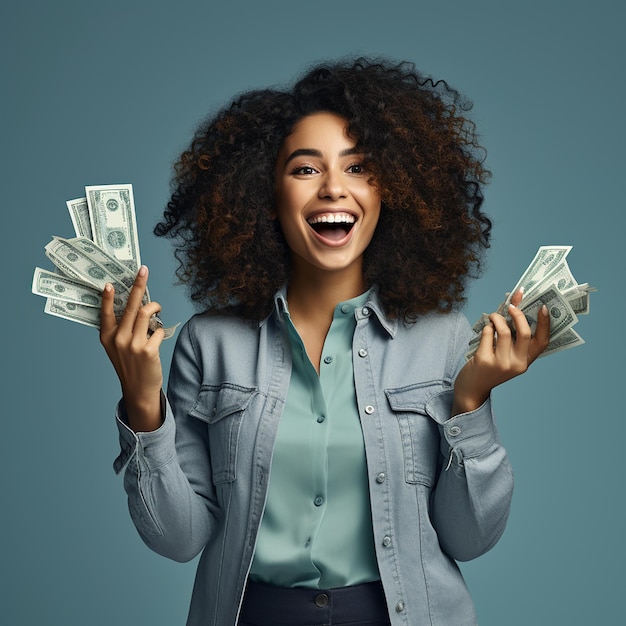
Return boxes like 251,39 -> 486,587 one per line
155,57 -> 492,320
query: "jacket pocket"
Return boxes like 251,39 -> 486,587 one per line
189,383 -> 256,484
385,381 -> 444,486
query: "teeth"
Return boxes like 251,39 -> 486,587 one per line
307,213 -> 356,225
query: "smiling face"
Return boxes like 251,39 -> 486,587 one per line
274,112 -> 381,290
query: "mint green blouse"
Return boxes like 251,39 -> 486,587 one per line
248,292 -> 380,588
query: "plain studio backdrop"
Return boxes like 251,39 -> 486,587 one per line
2,1 -> 623,624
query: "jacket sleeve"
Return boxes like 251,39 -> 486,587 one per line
425,314 -> 514,562
113,319 -> 220,563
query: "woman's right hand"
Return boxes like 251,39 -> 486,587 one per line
100,265 -> 165,432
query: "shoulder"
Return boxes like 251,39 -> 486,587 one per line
367,289 -> 470,340
406,308 -> 469,331
177,310 -> 264,352
170,310 -> 280,383
386,309 -> 472,379
186,310 -> 260,334
392,308 -> 471,344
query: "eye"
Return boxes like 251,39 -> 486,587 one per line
291,165 -> 318,176
347,163 -> 365,174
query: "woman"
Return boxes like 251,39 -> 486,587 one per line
101,58 -> 549,626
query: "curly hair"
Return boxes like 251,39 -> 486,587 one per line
155,57 -> 492,320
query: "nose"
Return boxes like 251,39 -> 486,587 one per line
318,168 -> 348,200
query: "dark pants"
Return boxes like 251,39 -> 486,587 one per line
238,580 -> 391,626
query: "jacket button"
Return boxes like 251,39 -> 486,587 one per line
382,535 -> 392,547
376,472 -> 386,484
358,348 -> 368,357
365,405 -> 375,415
315,593 -> 329,607
396,601 -> 405,612
362,306 -> 370,316
449,425 -> 461,436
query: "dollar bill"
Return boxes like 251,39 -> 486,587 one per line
45,236 -> 136,295
34,184 -> 178,340
518,284 -> 578,339
32,267 -> 125,312
66,197 -> 93,239
508,245 -> 572,301
562,283 -> 595,315
41,236 -> 176,331
541,327 -> 584,357
466,245 -> 593,361
43,296 -> 178,339
465,284 -> 578,360
529,260 -> 576,298
86,184 -> 141,272
45,298 -> 101,329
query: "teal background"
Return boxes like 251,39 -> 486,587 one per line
2,1 -> 623,624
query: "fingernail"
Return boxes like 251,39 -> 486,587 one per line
139,265 -> 147,277
104,282 -> 112,292
509,303 -> 516,310
541,304 -> 548,316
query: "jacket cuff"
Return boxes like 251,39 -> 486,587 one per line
425,389 -> 497,459
112,395 -> 175,474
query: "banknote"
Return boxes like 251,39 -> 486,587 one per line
562,283 -> 594,315
541,327 -> 584,357
32,267 -> 126,312
508,245 -> 572,302
44,298 -> 102,329
66,197 -> 93,240
517,284 -> 578,339
44,297 -> 178,339
33,184 -> 177,339
45,236 -> 136,295
466,246 -> 593,360
86,184 -> 141,271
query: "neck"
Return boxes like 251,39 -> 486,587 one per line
287,264 -> 367,321
285,264 -> 368,375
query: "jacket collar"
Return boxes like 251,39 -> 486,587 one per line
261,285 -> 397,338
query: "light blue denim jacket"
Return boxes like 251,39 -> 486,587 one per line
114,289 -> 513,626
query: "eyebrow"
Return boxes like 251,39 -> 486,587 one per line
284,147 -> 361,165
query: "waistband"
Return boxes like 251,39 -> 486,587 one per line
239,579 -> 390,625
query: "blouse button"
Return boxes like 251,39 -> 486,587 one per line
341,304 -> 350,314
314,496 -> 325,507
323,355 -> 333,364
317,415 -> 326,423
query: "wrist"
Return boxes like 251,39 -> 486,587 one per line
452,391 -> 488,416
123,389 -> 164,432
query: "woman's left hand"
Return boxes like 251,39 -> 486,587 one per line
452,290 -> 550,415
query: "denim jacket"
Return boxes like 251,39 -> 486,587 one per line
114,290 -> 513,626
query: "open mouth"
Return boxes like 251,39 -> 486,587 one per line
307,212 -> 356,242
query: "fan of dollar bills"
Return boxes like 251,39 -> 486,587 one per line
466,245 -> 595,360
32,184 -> 178,339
